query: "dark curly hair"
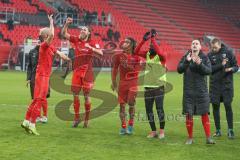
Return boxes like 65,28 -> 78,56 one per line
126,37 -> 136,54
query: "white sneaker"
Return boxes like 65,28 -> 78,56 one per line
147,131 -> 158,138
21,120 -> 30,133
158,133 -> 165,139
22,120 -> 30,126
158,129 -> 165,139
40,116 -> 48,123
28,123 -> 40,136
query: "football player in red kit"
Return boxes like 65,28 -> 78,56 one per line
62,17 -> 103,128
111,37 -> 144,135
21,15 -> 71,135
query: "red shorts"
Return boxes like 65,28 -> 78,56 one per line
34,74 -> 50,99
118,82 -> 138,105
71,69 -> 93,95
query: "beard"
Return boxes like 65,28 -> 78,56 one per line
212,50 -> 217,53
80,33 -> 88,40
212,49 -> 220,53
123,46 -> 132,54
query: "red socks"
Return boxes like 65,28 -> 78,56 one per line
122,121 -> 126,129
128,106 -> 135,126
25,99 -> 41,123
201,113 -> 211,138
186,114 -> 193,138
73,96 -> 80,120
42,99 -> 48,117
73,96 -> 92,122
30,99 -> 42,123
25,99 -> 36,121
84,102 -> 91,122
186,113 -> 211,138
119,105 -> 135,128
128,119 -> 134,126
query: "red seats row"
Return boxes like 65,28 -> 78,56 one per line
0,0 -> 55,14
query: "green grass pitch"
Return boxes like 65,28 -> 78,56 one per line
0,70 -> 240,160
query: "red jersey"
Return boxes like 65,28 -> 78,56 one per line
70,35 -> 100,74
112,52 -> 143,85
36,42 -> 57,77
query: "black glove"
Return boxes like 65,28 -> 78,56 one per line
151,29 -> 157,37
143,31 -> 151,41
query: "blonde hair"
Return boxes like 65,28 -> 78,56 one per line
39,27 -> 51,37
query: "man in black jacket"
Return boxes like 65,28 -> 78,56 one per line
208,38 -> 238,139
26,44 -> 50,123
178,40 -> 215,145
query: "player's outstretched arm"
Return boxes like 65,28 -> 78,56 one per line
46,15 -> 54,45
85,43 -> 103,56
61,17 -> 72,40
134,31 -> 150,56
56,50 -> 71,63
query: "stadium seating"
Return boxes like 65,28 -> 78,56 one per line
31,0 -> 56,14
0,0 -> 55,14
0,0 -> 37,14
137,0 -> 240,50
0,39 -> 11,67
0,24 -> 111,46
0,0 -> 239,70
67,0 -> 149,43
108,0 -> 193,53
202,0 -> 240,26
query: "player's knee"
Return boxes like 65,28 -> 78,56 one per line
120,104 -> 125,108
71,87 -> 81,95
84,95 -> 90,103
119,104 -> 125,111
128,101 -> 135,107
73,94 -> 79,98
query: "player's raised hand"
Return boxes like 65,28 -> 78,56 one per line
65,17 -> 73,24
151,29 -> 157,37
143,31 -> 151,41
48,14 -> 53,23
